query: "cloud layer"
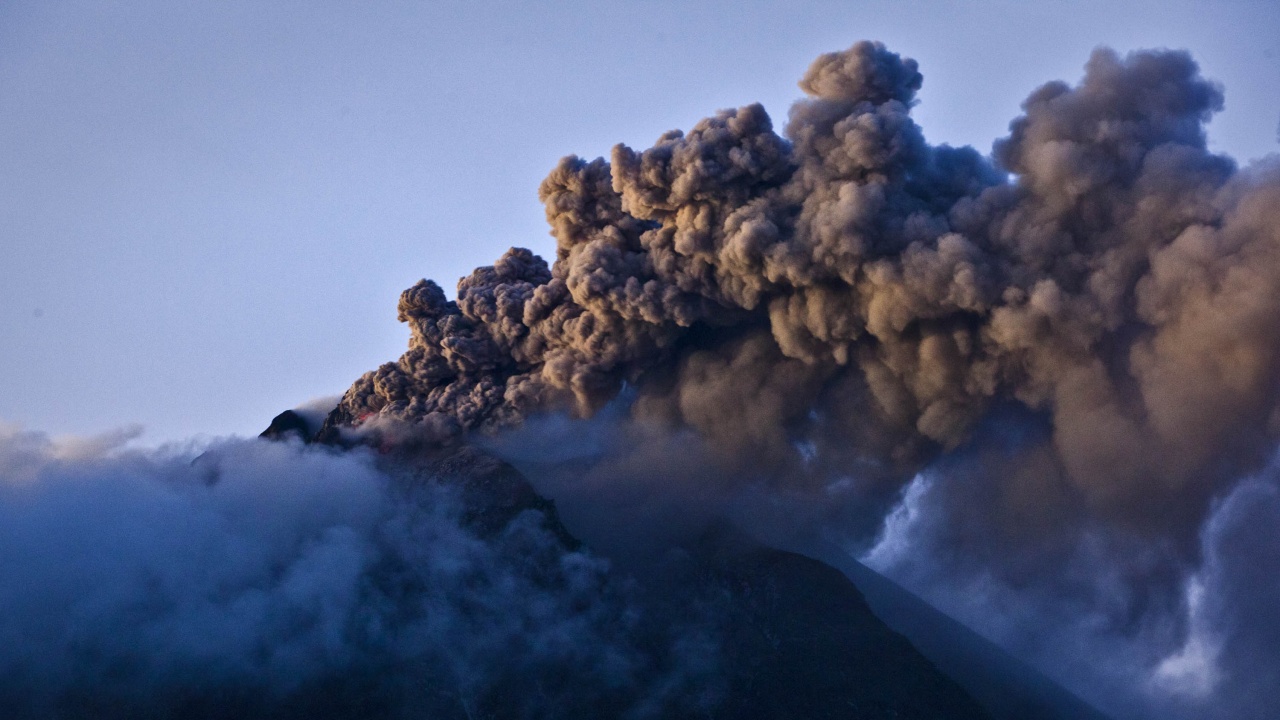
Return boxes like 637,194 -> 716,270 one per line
0,427 -> 716,719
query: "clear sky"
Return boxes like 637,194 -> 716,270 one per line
2,0 -> 1277,444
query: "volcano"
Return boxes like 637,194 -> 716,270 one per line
244,36 -> 1280,718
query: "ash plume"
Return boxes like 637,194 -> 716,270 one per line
322,40 -> 1280,718
331,40 -> 1280,545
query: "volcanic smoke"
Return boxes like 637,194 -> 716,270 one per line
329,40 -> 1280,549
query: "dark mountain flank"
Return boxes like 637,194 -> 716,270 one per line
263,411 -> 1114,719
310,433 -> 993,719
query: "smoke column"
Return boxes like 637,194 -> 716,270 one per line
321,41 -> 1280,718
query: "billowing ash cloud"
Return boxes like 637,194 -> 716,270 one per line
0,426 -> 719,719
323,40 -> 1280,718
332,41 -> 1280,542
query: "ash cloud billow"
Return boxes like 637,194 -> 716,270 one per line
333,40 -> 1280,543
323,40 -> 1280,718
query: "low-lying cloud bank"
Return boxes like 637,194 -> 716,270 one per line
0,425 -> 717,719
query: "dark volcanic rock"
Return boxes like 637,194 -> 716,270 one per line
833,556 -> 1112,720
258,409 -> 315,442
704,543 -> 990,719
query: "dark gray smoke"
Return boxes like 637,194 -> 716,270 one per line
324,41 -> 1280,718
333,41 -> 1280,542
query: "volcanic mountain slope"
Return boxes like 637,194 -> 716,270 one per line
267,409 -> 992,718
826,552 -> 1112,720
266,408 -> 1112,719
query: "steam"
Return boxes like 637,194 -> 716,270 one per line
323,40 -> 1280,718
863,441 -> 1280,720
0,426 -> 717,719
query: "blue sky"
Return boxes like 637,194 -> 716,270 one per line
2,0 -> 1277,444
